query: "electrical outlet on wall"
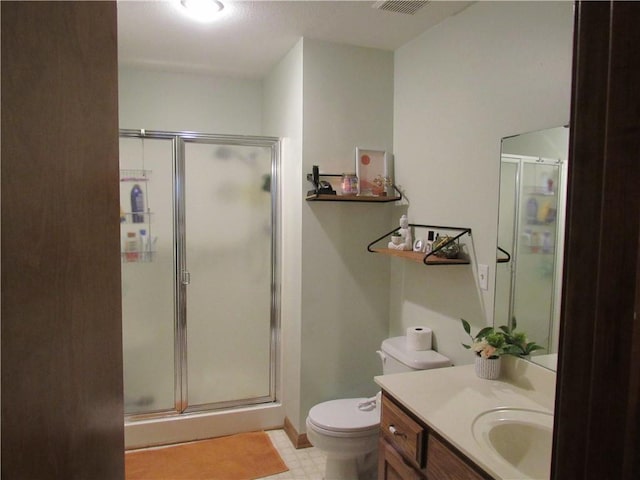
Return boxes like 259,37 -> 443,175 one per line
478,264 -> 489,291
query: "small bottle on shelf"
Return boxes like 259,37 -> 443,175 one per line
125,232 -> 138,262
542,231 -> 553,253
341,173 -> 358,195
526,197 -> 538,224
530,231 -> 541,253
425,230 -> 435,253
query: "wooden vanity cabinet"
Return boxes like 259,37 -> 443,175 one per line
379,393 -> 493,480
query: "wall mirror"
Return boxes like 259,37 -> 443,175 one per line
495,126 -> 569,371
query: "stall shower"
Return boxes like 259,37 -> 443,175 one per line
119,130 -> 280,422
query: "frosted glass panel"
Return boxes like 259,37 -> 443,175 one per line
513,162 -> 560,350
120,137 -> 176,415
184,142 -> 273,407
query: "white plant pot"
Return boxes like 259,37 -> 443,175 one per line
475,355 -> 501,380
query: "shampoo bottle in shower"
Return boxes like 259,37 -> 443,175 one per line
526,197 -> 538,224
131,184 -> 144,223
139,229 -> 148,262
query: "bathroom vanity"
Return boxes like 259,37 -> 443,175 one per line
375,357 -> 556,480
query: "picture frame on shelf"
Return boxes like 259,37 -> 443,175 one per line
355,147 -> 393,196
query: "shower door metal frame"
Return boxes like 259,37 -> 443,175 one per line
120,129 -> 281,421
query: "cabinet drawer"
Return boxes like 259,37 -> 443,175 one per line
381,394 -> 425,468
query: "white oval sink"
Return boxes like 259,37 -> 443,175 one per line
471,407 -> 553,479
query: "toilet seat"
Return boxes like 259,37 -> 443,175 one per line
307,398 -> 380,435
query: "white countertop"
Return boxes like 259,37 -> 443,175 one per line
530,353 -> 558,371
374,356 -> 556,480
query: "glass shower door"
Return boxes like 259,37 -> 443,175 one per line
497,155 -> 564,352
120,135 -> 177,415
121,131 -> 279,421
512,159 -> 561,350
182,140 -> 275,410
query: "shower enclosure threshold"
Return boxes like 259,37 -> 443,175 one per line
124,402 -> 284,450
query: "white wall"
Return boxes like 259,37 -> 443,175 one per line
262,39 -> 305,433
299,40 -> 395,429
392,1 -> 574,365
118,67 -> 262,134
263,39 -> 395,433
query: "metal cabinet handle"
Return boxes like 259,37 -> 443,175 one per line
389,425 -> 406,438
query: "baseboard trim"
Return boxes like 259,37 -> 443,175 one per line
284,416 -> 312,449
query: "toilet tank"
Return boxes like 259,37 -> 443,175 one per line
379,336 -> 452,374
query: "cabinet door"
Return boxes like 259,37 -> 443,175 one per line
426,435 -> 487,480
379,438 -> 423,480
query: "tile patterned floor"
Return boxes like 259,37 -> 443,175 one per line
259,429 -> 326,480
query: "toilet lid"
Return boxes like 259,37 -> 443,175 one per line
308,398 -> 380,433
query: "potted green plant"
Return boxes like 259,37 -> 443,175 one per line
461,318 -> 544,379
391,231 -> 403,245
432,235 -> 460,259
461,319 -> 507,379
497,317 -> 545,358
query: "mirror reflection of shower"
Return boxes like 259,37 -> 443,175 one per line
495,126 -> 568,371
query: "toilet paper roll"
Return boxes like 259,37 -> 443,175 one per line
406,326 -> 432,351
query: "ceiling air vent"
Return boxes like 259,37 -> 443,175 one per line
373,1 -> 430,15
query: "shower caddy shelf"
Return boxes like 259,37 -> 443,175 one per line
367,224 -> 472,265
120,168 -> 155,263
120,251 -> 154,263
305,172 -> 403,202
120,169 -> 151,182
120,212 -> 153,224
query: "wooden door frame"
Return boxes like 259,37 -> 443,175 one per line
1,2 -> 124,478
553,1 -> 640,478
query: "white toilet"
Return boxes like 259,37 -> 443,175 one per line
305,335 -> 451,480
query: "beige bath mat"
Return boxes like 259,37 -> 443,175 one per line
125,431 -> 288,480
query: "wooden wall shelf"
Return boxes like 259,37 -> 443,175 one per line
305,167 -> 403,203
306,193 -> 401,202
370,248 -> 470,265
368,224 -> 473,266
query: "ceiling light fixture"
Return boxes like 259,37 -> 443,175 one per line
177,0 -> 224,23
